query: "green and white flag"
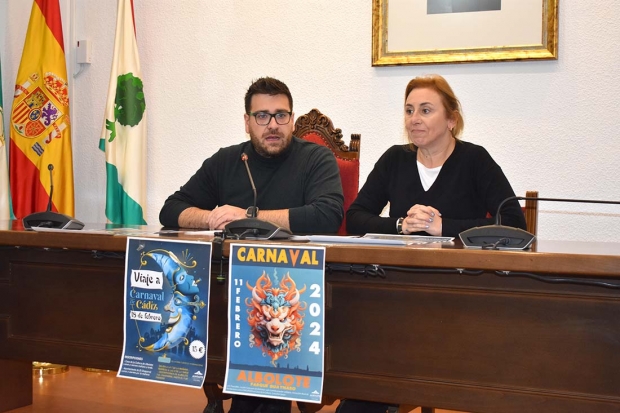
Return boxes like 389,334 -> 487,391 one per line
0,56 -> 13,221
99,0 -> 147,225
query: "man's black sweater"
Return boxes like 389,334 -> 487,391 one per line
160,137 -> 344,233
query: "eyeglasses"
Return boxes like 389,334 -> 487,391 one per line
249,111 -> 292,126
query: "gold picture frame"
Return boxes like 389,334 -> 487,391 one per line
372,0 -> 559,66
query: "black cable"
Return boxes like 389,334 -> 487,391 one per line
7,245 -> 619,290
482,238 -> 510,250
327,262 -> 620,290
381,265 -> 484,276
225,229 -> 255,240
326,263 -> 386,278
91,250 -> 126,260
495,270 -> 620,289
1,245 -> 127,260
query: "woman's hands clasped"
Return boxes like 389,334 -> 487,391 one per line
402,204 -> 442,236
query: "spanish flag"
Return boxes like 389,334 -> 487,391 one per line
99,0 -> 147,225
9,0 -> 74,219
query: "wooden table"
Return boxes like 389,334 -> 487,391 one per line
1,222 -> 620,413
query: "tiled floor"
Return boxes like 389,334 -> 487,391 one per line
6,367 -> 466,413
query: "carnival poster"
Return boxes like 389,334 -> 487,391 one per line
224,243 -> 326,403
118,237 -> 212,388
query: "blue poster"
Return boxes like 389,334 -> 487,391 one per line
224,243 -> 326,403
118,237 -> 212,388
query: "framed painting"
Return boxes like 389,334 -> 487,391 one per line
372,0 -> 559,66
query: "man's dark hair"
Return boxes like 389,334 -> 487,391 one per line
244,77 -> 293,114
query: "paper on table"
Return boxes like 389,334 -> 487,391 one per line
363,233 -> 454,244
29,227 -> 113,235
29,227 -> 161,236
289,235 -> 407,245
179,230 -> 219,236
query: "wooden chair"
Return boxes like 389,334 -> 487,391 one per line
484,190 -> 539,235
293,108 -> 361,235
524,190 -> 539,235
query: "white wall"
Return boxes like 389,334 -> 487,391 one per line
2,1 -> 620,242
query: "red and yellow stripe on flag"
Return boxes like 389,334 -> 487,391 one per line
9,0 -> 74,219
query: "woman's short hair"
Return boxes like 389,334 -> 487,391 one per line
404,74 -> 464,139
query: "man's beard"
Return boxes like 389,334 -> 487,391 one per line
250,128 -> 292,158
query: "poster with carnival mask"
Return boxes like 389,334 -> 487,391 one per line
118,237 -> 212,388
224,244 -> 325,403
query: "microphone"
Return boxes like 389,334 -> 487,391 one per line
241,153 -> 258,218
223,153 -> 292,240
46,164 -> 54,211
459,195 -> 620,250
22,164 -> 85,230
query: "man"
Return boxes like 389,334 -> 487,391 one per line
159,77 -> 343,234
160,77 -> 344,413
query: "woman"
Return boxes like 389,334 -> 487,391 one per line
347,74 -> 526,237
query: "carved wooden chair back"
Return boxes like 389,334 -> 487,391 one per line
293,108 -> 360,235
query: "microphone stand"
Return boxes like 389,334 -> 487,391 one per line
22,164 -> 85,230
242,155 -> 258,218
223,154 -> 292,240
459,196 -> 620,250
